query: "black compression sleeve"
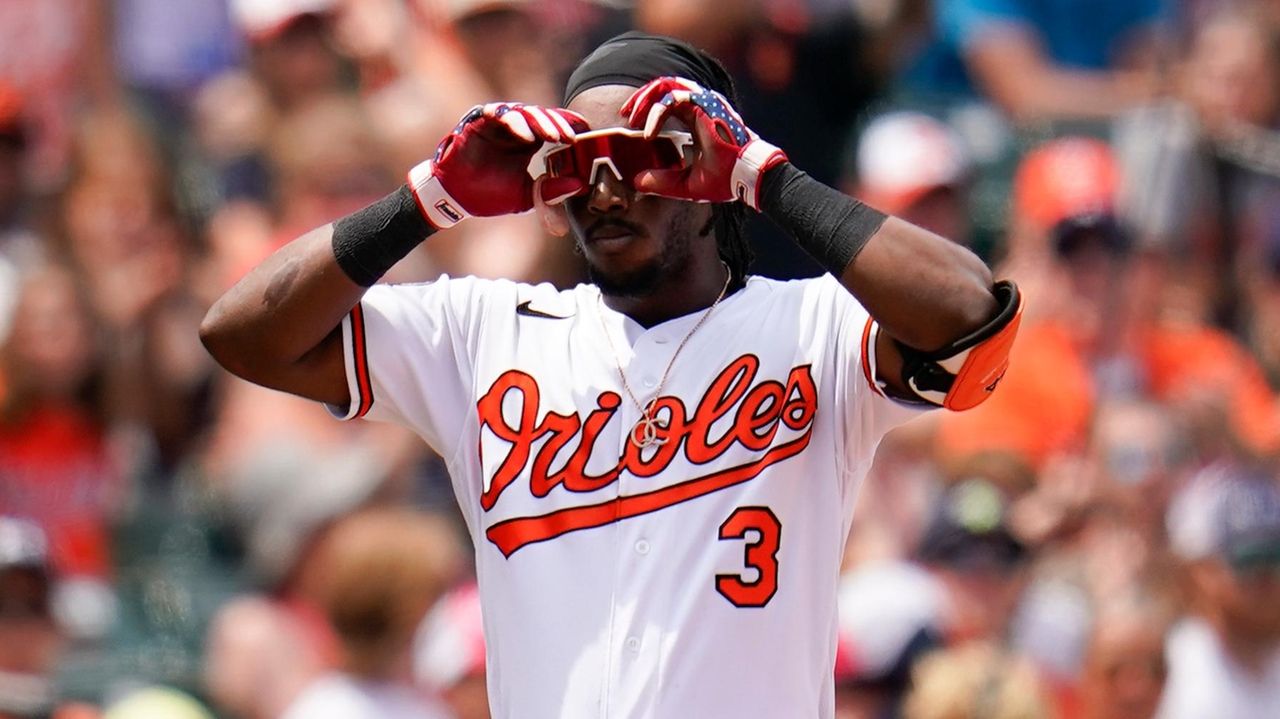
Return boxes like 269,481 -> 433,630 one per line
758,163 -> 888,276
331,185 -> 436,287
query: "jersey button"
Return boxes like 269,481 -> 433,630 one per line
642,377 -> 657,389
635,539 -> 650,555
625,637 -> 640,653
654,335 -> 670,344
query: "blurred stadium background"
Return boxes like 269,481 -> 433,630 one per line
1,0 -> 1280,717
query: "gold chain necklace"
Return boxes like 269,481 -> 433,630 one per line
598,263 -> 733,449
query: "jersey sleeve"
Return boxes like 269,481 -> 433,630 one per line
807,276 -> 932,468
326,276 -> 482,459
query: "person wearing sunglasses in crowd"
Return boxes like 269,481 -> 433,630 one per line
201,31 -> 1018,718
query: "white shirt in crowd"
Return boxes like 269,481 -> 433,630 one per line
1157,617 -> 1280,719
280,673 -> 452,719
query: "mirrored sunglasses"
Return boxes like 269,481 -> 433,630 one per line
542,128 -> 692,189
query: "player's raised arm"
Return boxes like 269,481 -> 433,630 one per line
756,164 -> 1020,409
199,103 -> 590,406
620,76 -> 1019,410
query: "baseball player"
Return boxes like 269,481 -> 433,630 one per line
201,32 -> 1021,719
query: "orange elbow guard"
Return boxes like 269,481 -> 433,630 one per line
896,281 -> 1023,411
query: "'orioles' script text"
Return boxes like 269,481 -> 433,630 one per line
475,354 -> 818,556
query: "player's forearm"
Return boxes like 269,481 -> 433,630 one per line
759,163 -> 997,351
840,218 -> 996,351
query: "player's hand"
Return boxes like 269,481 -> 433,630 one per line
620,77 -> 787,210
409,102 -> 590,229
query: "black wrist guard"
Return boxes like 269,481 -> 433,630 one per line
758,162 -> 888,276
332,185 -> 436,287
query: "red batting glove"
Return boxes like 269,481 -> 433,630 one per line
409,103 -> 590,229
620,77 -> 787,211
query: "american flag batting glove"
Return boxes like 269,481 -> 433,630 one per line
408,103 -> 589,229
621,77 -> 787,211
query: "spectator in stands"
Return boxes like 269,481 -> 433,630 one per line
0,517 -> 65,719
416,583 -> 490,719
100,687 -> 212,719
940,137 -> 1280,467
1116,4 -> 1280,334
0,85 -> 39,268
281,508 -> 461,719
1160,465 -> 1280,717
903,0 -> 1166,121
203,446 -> 392,719
1078,589 -> 1172,719
919,478 -> 1031,645
902,641 -> 1053,719
60,109 -> 216,471
851,110 -> 975,245
0,266 -> 120,580
833,561 -> 942,719
0,0 -> 115,188
232,0 -> 348,112
0,85 -> 38,358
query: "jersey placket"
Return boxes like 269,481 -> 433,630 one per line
602,321 -> 678,718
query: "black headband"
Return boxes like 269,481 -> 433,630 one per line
563,31 -> 736,105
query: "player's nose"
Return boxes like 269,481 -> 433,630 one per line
586,167 -> 631,215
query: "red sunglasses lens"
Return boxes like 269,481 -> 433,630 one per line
546,133 -> 686,186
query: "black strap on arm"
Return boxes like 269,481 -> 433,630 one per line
757,162 -> 889,276
331,185 -> 436,287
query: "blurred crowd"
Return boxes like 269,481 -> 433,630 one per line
1,0 -> 1280,718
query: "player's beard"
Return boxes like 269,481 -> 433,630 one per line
581,203 -> 699,299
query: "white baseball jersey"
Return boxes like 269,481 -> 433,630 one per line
328,273 -> 925,718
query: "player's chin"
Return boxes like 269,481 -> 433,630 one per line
585,255 -> 665,298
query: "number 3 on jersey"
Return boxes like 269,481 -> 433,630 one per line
715,507 -> 781,607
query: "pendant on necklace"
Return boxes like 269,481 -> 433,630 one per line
631,414 -> 668,449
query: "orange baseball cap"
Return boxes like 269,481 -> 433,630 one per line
1013,137 -> 1118,230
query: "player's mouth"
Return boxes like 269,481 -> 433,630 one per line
586,219 -> 646,248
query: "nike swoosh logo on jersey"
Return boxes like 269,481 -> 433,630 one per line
516,300 -> 573,319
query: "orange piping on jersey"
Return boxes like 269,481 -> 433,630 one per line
350,303 -> 374,419
860,317 -> 884,397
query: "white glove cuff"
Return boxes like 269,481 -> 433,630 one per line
732,140 -> 787,210
408,159 -> 470,229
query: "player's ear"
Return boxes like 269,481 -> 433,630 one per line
535,176 -> 577,237
539,202 -> 571,237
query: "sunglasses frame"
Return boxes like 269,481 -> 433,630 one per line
533,128 -> 694,188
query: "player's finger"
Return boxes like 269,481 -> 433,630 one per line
542,109 -> 579,140
481,102 -> 513,119
551,108 -> 591,135
521,106 -> 563,142
713,90 -> 746,125
621,78 -> 666,120
497,111 -> 537,143
624,77 -> 696,127
630,80 -> 693,129
623,79 -> 673,126
642,90 -> 693,139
